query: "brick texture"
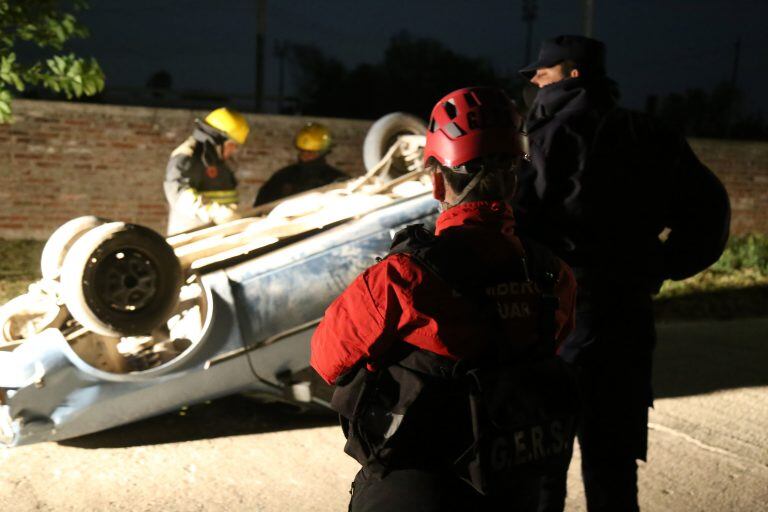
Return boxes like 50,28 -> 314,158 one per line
0,100 -> 371,240
0,100 -> 765,240
688,139 -> 768,236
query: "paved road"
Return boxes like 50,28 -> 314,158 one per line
1,318 -> 767,511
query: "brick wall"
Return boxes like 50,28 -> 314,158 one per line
0,99 -> 766,240
0,100 -> 371,240
688,139 -> 768,235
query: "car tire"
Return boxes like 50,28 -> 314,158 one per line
41,216 -> 109,281
363,112 -> 427,174
60,222 -> 183,337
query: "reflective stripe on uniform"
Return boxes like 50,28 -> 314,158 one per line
201,189 -> 239,205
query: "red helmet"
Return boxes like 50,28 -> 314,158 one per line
424,86 -> 522,169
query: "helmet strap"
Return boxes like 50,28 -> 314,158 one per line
446,168 -> 488,208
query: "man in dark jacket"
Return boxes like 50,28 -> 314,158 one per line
254,122 -> 347,206
515,35 -> 731,512
311,87 -> 578,511
164,108 -> 249,235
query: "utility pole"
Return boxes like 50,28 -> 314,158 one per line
274,40 -> 287,113
726,37 -> 742,136
730,37 -> 741,87
583,0 -> 594,37
254,0 -> 267,112
522,0 -> 538,65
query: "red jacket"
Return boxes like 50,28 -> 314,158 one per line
310,200 -> 577,385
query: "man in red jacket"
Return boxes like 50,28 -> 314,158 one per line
311,86 -> 577,511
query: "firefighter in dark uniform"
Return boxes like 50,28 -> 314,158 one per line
164,108 -> 250,235
311,87 -> 579,511
253,122 -> 347,206
515,35 -> 731,512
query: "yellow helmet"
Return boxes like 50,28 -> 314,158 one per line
204,108 -> 250,144
295,122 -> 332,152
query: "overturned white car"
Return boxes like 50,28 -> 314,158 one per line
0,113 -> 437,447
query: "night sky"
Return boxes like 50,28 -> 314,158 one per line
68,0 -> 768,116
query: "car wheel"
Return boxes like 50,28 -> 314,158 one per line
41,216 -> 109,281
363,112 -> 427,176
60,222 -> 183,337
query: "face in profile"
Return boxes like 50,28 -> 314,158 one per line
531,64 -> 577,88
222,140 -> 239,160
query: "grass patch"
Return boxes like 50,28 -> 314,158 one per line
655,234 -> 768,320
0,239 -> 45,304
710,234 -> 768,274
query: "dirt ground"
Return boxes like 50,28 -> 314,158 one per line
1,318 -> 766,512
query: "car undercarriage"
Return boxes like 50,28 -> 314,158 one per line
0,113 -> 437,447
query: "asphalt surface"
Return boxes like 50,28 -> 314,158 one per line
1,318 -> 767,512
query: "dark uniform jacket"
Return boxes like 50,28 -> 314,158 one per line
515,77 -> 730,297
164,123 -> 238,234
254,157 -> 347,206
515,77 -> 731,462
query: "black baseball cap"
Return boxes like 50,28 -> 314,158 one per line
519,35 -> 606,79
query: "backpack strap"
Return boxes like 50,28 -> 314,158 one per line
518,237 -> 561,354
387,224 -> 512,361
388,224 -> 561,355
386,224 -> 442,276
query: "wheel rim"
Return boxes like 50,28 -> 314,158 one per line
94,249 -> 159,312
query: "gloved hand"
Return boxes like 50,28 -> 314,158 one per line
177,189 -> 204,218
207,203 -> 240,225
177,189 -> 240,225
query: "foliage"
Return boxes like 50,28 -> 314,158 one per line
655,235 -> 768,320
288,44 -> 348,114
0,0 -> 104,123
289,33 -> 512,119
0,239 -> 43,304
652,82 -> 768,140
710,234 -> 768,274
659,234 -> 768,297
382,34 -> 507,119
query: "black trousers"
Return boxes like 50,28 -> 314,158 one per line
536,368 -> 649,512
349,467 -> 543,512
539,293 -> 655,512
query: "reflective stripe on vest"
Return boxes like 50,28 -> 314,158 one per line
200,189 -> 238,205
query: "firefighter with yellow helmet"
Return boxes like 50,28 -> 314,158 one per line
254,122 -> 347,206
164,107 -> 250,234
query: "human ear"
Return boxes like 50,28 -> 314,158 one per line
430,171 -> 446,202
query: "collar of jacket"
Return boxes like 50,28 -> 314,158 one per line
526,76 -> 618,131
193,122 -> 227,146
435,200 -> 515,236
192,124 -> 228,166
296,155 -> 329,166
